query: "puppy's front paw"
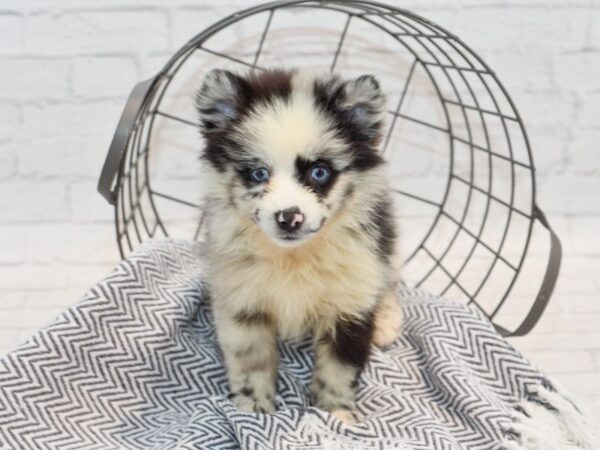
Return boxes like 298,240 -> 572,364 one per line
373,293 -> 403,348
311,379 -> 361,425
230,392 -> 275,414
373,313 -> 402,348
331,408 -> 362,425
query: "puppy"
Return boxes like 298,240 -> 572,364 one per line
196,68 -> 402,424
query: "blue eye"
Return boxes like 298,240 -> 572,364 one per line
250,167 -> 270,183
310,165 -> 331,184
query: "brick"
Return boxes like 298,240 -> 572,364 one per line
566,128 -> 600,176
22,100 -> 122,138
565,218 -> 600,256
72,56 -> 139,97
28,10 -> 169,55
527,124 -> 569,174
503,0 -> 594,5
0,292 -> 27,310
170,7 -> 232,51
547,294 -> 600,314
542,293 -> 598,319
554,256 -> 600,296
0,14 -> 25,55
413,9 -> 460,30
1,0 -> 234,12
66,263 -> 118,290
590,8 -> 600,49
0,305 -> 66,329
487,51 -> 553,91
514,331 -> 600,352
0,143 -> 17,179
68,180 -> 114,223
537,175 -> 600,215
25,223 -> 117,264
512,90 -> 577,128
575,91 -> 600,127
0,328 -> 21,356
0,226 -> 26,263
527,312 -> 600,334
554,50 -> 600,92
0,264 -> 68,291
456,8 -> 589,54
525,350 -> 597,374
22,287 -> 96,308
17,136 -> 110,179
0,102 -> 20,141
0,58 -> 70,100
0,180 -> 68,222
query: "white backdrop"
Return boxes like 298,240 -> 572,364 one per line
0,0 -> 599,417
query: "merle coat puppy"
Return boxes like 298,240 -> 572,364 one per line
196,68 -> 402,423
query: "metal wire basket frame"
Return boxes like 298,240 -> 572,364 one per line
98,0 -> 561,337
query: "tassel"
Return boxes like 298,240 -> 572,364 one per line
501,381 -> 599,449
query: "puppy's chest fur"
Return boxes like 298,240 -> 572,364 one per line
206,212 -> 387,339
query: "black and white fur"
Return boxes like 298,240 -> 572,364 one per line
196,68 -> 402,424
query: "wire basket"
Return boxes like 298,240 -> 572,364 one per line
98,0 -> 561,337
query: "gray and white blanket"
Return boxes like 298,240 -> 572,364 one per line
0,240 -> 594,450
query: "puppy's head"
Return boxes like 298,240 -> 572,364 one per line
196,69 -> 386,247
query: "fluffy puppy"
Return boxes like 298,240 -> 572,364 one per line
196,68 -> 403,423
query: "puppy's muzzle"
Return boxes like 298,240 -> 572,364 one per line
275,207 -> 304,232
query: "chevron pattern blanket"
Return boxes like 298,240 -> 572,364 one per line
0,239 -> 594,449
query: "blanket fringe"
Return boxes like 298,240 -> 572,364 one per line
502,382 -> 599,450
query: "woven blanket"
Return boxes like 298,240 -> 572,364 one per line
0,240 -> 594,450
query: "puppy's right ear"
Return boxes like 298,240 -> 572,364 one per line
196,69 -> 246,135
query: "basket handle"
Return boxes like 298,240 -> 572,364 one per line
97,76 -> 158,205
498,206 -> 562,337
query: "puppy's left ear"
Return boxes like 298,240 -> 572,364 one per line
341,75 -> 386,142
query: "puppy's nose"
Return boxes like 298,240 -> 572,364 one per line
275,207 -> 304,232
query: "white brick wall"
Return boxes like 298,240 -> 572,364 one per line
0,0 -> 599,418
